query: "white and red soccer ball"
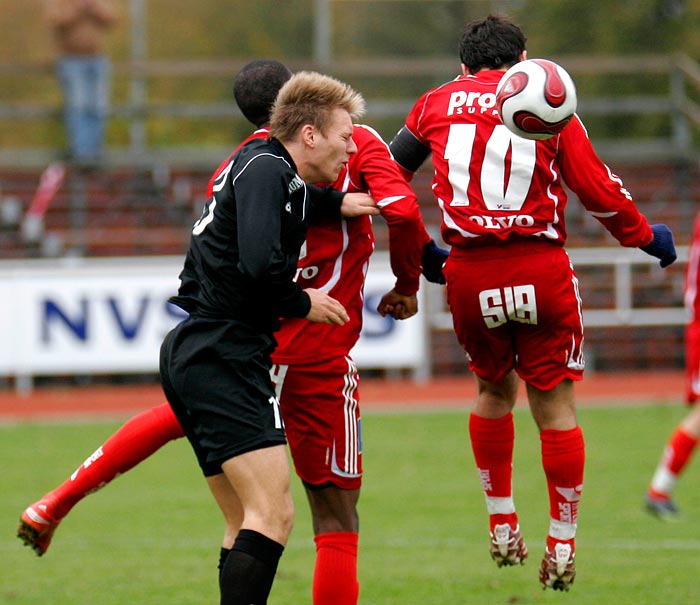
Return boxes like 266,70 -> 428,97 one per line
495,58 -> 577,140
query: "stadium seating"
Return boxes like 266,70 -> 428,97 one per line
0,158 -> 695,374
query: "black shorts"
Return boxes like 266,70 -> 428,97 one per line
159,316 -> 287,477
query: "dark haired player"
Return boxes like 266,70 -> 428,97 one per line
389,14 -> 676,591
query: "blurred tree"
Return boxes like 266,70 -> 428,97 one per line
2,0 -> 700,149
146,0 -> 314,58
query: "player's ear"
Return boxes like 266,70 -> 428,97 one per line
460,63 -> 468,75
520,50 -> 527,61
300,124 -> 316,148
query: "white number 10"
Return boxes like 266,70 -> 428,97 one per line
445,124 -> 537,211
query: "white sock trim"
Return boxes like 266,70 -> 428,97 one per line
651,466 -> 677,495
485,496 -> 516,515
549,518 -> 576,541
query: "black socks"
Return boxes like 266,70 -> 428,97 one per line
219,530 -> 284,605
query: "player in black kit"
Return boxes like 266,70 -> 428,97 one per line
159,71 -> 373,605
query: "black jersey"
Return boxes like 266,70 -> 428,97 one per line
170,137 -> 338,333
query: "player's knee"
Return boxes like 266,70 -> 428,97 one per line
270,495 -> 295,539
279,500 -> 295,536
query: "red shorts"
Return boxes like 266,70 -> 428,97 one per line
685,322 -> 700,404
270,356 -> 362,490
444,242 -> 585,390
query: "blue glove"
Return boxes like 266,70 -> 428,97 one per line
640,224 -> 677,268
421,239 -> 449,284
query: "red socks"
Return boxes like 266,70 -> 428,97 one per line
469,413 -> 518,529
649,428 -> 698,498
470,413 -> 585,548
665,428 -> 698,475
541,426 -> 585,547
47,402 -> 184,519
313,532 -> 359,605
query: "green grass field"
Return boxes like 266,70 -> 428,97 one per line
3,403 -> 699,604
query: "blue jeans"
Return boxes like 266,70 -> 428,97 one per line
56,55 -> 111,161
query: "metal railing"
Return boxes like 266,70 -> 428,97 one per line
2,54 -> 700,166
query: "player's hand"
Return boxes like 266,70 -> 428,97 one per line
422,239 -> 449,284
340,193 -> 380,217
376,289 -> 418,320
304,288 -> 349,325
640,224 -> 677,268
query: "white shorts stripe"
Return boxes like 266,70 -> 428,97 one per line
342,356 -> 359,475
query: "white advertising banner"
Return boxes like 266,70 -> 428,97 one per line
0,255 -> 427,379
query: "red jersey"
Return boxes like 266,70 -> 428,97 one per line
684,214 -> 700,402
205,124 -> 429,365
401,69 -> 653,249
684,213 -> 700,323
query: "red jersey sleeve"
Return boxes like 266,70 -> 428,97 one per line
351,125 -> 430,295
558,116 -> 653,248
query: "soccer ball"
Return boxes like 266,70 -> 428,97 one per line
495,59 -> 577,140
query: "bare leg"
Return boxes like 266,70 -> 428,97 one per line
680,402 -> 700,437
473,370 -> 520,418
526,379 -> 577,431
220,445 -> 294,544
216,445 -> 294,605
305,485 -> 359,535
207,473 -> 244,549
